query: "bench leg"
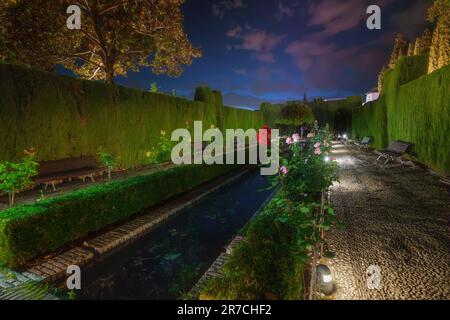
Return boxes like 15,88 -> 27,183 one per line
384,157 -> 391,165
51,183 -> 56,191
90,175 -> 95,183
377,155 -> 383,161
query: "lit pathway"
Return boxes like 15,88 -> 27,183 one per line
326,142 -> 450,300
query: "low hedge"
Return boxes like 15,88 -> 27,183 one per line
0,164 -> 239,267
200,200 -> 304,300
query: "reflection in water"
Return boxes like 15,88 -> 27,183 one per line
79,172 -> 273,300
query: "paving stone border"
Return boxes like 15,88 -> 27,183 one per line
189,236 -> 246,299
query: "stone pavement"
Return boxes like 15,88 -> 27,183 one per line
326,142 -> 450,300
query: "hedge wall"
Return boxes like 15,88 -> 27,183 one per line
352,56 -> 450,174
223,106 -> 264,131
0,64 -> 263,168
0,163 -> 239,267
351,96 -> 388,149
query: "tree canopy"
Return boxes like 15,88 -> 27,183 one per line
276,102 -> 315,127
0,0 -> 201,83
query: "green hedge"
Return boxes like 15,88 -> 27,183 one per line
352,56 -> 449,174
200,200 -> 304,300
223,106 -> 264,131
387,65 -> 450,174
0,64 -> 263,168
0,164 -> 239,267
351,96 -> 388,149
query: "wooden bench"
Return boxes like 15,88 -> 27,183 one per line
35,156 -> 106,191
376,141 -> 412,165
354,136 -> 373,149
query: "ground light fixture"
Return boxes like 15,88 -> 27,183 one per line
317,264 -> 336,296
324,156 -> 331,163
343,133 -> 348,140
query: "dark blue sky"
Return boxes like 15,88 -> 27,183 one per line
115,0 -> 430,108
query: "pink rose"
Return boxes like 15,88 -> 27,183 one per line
314,142 -> 321,149
292,134 -> 300,142
286,137 -> 293,145
314,148 -> 322,155
280,166 -> 288,175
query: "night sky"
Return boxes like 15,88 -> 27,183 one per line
113,0 -> 431,108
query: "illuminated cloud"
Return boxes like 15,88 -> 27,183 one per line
226,26 -> 286,64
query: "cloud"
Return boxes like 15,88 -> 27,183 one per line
226,26 -> 243,37
212,0 -> 246,20
274,1 -> 299,21
226,26 -> 286,63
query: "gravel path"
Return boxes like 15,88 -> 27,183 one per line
326,142 -> 450,300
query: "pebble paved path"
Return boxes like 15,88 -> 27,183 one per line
326,142 -> 449,300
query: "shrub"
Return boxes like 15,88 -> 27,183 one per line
200,202 -> 305,300
0,149 -> 38,207
276,102 -> 315,128
97,148 -> 117,180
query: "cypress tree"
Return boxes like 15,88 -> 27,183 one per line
428,0 -> 450,73
407,42 -> 414,56
378,65 -> 387,93
389,33 -> 408,69
421,28 -> 433,53
413,37 -> 422,55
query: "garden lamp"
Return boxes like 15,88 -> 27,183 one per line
317,264 -> 335,296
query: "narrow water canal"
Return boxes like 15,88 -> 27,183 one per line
77,171 -> 273,300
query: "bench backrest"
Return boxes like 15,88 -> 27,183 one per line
386,141 -> 411,154
361,137 -> 372,144
39,156 -> 99,176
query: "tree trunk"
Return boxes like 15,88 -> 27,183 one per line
108,167 -> 111,180
8,189 -> 14,208
105,67 -> 114,85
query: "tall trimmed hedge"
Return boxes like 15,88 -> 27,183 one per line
223,106 -> 264,131
0,64 -> 263,168
0,164 -> 239,267
351,96 -> 388,149
352,55 -> 449,174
